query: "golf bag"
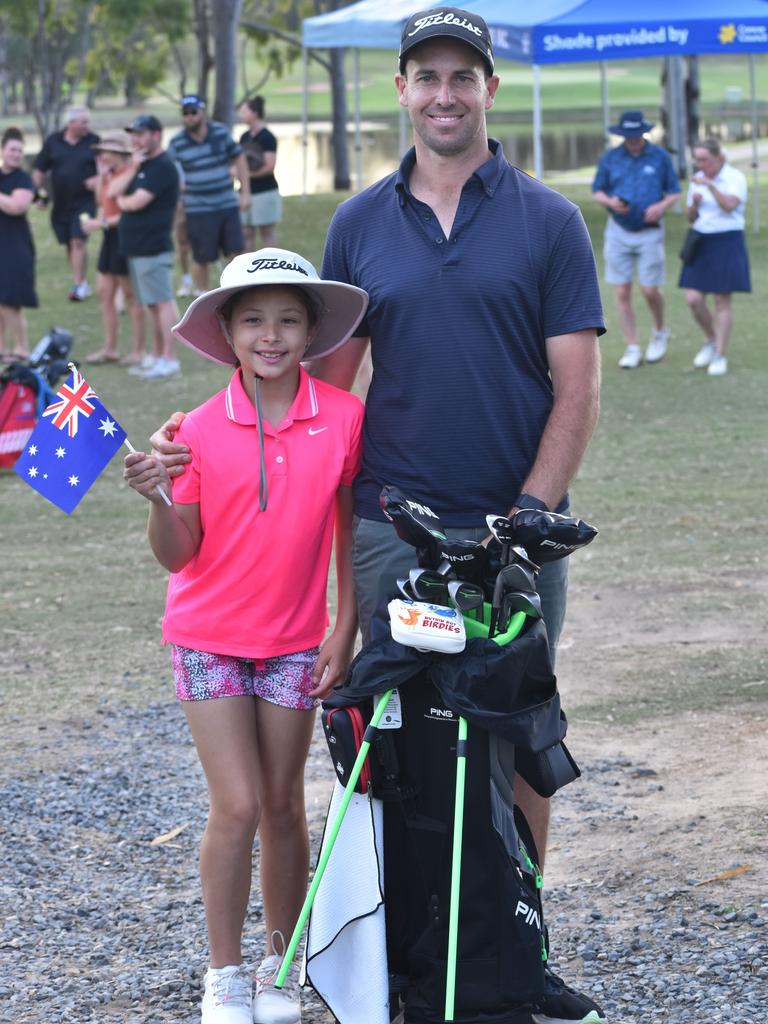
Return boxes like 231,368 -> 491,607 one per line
0,328 -> 74,469
322,605 -> 577,1024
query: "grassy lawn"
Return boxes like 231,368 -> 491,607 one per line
2,174 -> 766,735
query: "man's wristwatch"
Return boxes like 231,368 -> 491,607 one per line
513,493 -> 550,513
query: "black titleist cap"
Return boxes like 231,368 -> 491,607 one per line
399,7 -> 494,74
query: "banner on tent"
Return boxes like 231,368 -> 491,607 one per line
505,20 -> 768,61
490,20 -> 768,63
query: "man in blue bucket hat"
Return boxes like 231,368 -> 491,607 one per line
593,110 -> 681,369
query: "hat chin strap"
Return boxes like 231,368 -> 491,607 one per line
252,374 -> 269,512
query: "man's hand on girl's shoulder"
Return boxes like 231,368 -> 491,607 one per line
150,411 -> 191,478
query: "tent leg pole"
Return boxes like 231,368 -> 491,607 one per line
354,48 -> 362,192
533,64 -> 542,180
302,47 -> 309,199
600,62 -> 609,147
749,55 -> 759,234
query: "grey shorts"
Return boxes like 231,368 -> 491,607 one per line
604,218 -> 666,287
242,190 -> 282,227
351,516 -> 568,667
128,251 -> 174,306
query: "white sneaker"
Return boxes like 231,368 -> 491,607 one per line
693,341 -> 716,368
140,357 -> 181,379
707,355 -> 728,376
252,953 -> 301,1024
645,327 -> 669,363
177,274 -> 194,297
202,965 -> 253,1024
618,345 -> 642,369
128,355 -> 156,376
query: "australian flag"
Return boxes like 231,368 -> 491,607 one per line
14,367 -> 126,514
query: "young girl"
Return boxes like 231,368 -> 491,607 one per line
124,248 -> 368,1024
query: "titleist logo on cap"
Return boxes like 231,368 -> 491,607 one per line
622,120 -> 641,129
406,10 -> 483,40
248,257 -> 309,276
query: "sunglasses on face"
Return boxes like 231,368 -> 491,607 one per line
182,107 -> 200,116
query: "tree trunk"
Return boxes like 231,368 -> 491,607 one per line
211,0 -> 243,126
330,46 -> 350,190
193,0 -> 214,102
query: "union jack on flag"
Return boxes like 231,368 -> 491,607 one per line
14,368 -> 126,514
42,367 -> 96,438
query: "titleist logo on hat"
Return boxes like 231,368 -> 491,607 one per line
247,257 -> 309,276
622,119 -> 642,129
406,10 -> 483,40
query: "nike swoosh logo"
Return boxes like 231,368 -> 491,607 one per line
308,426 -> 328,436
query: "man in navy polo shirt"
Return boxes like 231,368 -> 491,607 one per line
316,9 -> 605,1024
592,111 -> 681,369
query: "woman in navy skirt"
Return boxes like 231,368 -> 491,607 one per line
679,137 -> 751,376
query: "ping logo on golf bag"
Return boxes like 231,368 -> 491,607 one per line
514,899 -> 542,929
426,706 -> 455,722
439,550 -> 475,562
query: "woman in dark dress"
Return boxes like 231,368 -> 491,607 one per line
0,127 -> 38,359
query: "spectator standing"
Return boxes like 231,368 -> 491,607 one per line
80,130 -> 147,367
32,105 -> 99,301
592,110 -> 681,369
108,115 -> 181,379
167,95 -> 249,294
0,127 -> 37,359
238,96 -> 282,247
679,137 -> 751,377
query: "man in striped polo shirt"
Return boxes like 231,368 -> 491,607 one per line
167,95 -> 250,295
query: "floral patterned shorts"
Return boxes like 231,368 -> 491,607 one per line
171,644 -> 321,710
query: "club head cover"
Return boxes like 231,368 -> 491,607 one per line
511,509 -> 598,563
380,485 -> 446,566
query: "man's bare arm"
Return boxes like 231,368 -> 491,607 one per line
511,329 -> 601,513
305,335 -> 371,391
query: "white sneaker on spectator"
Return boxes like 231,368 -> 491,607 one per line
645,327 -> 669,363
693,341 -> 716,368
128,355 -> 156,376
618,345 -> 642,369
201,964 -> 253,1024
177,274 -> 194,297
707,355 -> 728,376
141,357 -> 181,379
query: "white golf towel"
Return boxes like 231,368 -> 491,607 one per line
303,783 -> 389,1024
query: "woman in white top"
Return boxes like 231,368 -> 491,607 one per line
679,137 -> 751,376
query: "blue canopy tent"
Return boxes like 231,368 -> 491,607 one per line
301,0 -> 768,224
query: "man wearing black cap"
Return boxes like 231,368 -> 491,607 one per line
107,115 -> 181,378
317,10 -> 605,1024
167,95 -> 250,295
592,111 -> 681,369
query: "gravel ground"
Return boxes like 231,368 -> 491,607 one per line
2,700 -> 766,1023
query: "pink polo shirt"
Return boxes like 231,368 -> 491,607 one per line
162,367 -> 364,658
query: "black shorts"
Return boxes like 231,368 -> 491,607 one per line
97,227 -> 129,276
51,208 -> 92,245
185,208 -> 244,264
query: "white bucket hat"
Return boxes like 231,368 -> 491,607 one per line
172,248 -> 369,365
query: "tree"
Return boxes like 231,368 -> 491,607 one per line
0,0 -> 95,137
211,0 -> 244,125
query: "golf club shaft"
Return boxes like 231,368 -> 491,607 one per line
444,715 -> 469,1021
275,689 -> 394,988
